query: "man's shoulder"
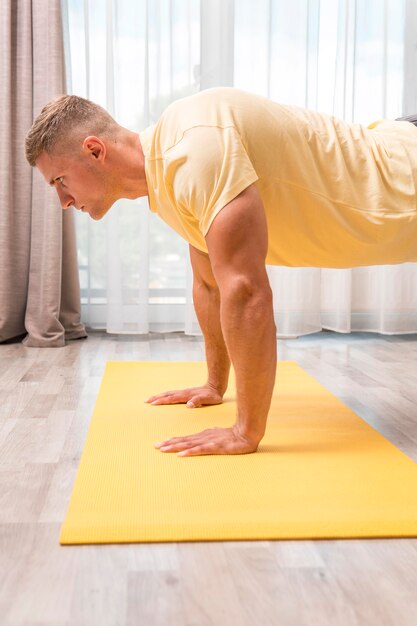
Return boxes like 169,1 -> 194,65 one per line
165,86 -> 250,110
161,87 -> 240,123
155,87 -> 266,152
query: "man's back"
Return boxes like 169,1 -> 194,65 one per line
140,87 -> 417,267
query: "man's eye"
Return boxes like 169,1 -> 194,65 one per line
57,177 -> 64,185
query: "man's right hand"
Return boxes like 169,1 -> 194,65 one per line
145,384 -> 224,408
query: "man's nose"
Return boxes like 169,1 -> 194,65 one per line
62,198 -> 74,210
57,188 -> 75,210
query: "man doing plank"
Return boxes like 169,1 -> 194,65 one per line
26,87 -> 417,456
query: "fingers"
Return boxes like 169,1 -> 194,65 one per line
157,440 -> 218,457
153,426 -> 259,457
154,429 -> 211,450
145,386 -> 222,408
154,429 -> 224,456
154,436 -> 203,450
145,392 -> 201,407
178,444 -> 216,457
186,398 -> 200,408
145,391 -> 184,405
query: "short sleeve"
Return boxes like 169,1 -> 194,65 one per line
166,126 -> 259,236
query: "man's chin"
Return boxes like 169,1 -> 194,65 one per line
89,204 -> 112,221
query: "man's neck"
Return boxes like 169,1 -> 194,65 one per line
113,129 -> 148,200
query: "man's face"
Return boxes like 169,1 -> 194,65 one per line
36,143 -> 117,221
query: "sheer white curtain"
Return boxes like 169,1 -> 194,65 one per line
62,0 -> 417,337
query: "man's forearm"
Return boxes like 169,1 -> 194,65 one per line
220,287 -> 277,444
193,282 -> 231,396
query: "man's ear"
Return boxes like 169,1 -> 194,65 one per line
82,136 -> 106,160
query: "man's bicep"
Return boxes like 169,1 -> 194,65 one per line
204,183 -> 270,291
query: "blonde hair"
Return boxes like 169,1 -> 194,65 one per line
25,94 -> 119,166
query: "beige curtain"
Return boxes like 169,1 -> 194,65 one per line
0,0 -> 86,347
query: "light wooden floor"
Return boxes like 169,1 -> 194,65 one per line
1,329 -> 417,626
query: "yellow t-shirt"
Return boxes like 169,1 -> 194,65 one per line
139,87 -> 417,268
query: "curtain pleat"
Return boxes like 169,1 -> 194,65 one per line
0,0 -> 86,347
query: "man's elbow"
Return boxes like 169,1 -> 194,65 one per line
220,274 -> 273,306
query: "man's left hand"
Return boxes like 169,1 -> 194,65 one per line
154,424 -> 260,456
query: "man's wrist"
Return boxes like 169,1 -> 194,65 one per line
206,379 -> 227,397
233,422 -> 264,447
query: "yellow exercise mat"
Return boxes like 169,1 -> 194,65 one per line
60,361 -> 417,544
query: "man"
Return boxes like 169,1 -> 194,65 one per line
25,87 -> 417,457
